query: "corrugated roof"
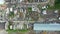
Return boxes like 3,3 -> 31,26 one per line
34,24 -> 60,31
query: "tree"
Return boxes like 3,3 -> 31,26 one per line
8,11 -> 14,19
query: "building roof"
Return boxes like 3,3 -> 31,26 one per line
0,22 -> 5,30
34,23 -> 60,31
41,10 -> 58,19
0,5 -> 7,10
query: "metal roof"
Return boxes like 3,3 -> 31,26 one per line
34,24 -> 60,31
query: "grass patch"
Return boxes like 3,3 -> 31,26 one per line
6,29 -> 29,34
6,29 -> 29,32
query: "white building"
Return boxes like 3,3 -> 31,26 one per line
32,6 -> 37,11
10,8 -> 13,12
42,10 -> 47,14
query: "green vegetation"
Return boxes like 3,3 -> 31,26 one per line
48,0 -> 60,9
37,4 -> 42,10
55,0 -> 60,9
6,29 -> 29,32
9,12 -> 14,17
8,11 -> 14,18
8,21 -> 12,30
28,7 -> 32,12
47,4 -> 55,9
6,29 -> 29,34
